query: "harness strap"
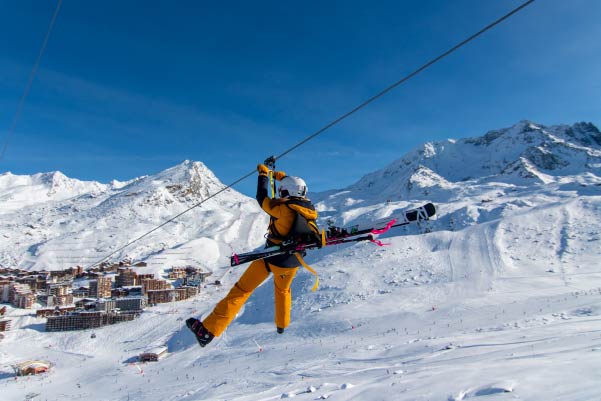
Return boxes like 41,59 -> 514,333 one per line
268,217 -> 285,241
268,170 -> 275,198
295,253 -> 319,292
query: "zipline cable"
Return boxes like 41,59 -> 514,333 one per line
86,0 -> 536,270
0,0 -> 63,162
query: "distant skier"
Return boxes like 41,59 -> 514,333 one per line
186,163 -> 322,347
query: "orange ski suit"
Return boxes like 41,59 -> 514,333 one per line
202,168 -> 318,337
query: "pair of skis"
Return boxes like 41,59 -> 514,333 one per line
230,202 -> 435,267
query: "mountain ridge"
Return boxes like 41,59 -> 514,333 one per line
315,120 -> 600,206
0,160 -> 267,271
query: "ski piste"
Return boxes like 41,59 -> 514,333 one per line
230,202 -> 435,267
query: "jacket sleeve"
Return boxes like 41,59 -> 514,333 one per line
256,174 -> 282,218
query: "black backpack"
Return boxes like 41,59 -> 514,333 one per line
269,199 -> 324,247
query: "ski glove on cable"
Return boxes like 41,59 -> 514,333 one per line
257,164 -> 269,176
257,164 -> 286,180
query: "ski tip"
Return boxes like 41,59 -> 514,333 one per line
424,203 -> 436,217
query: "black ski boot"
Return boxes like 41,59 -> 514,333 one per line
186,318 -> 214,347
277,327 -> 285,334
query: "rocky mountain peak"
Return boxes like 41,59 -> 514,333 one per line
143,160 -> 225,202
315,121 -> 601,213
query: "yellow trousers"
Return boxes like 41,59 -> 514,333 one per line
203,260 -> 298,337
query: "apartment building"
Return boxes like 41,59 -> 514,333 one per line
89,277 -> 112,298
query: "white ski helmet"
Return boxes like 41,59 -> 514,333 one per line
278,176 -> 307,198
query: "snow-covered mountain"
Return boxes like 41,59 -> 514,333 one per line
315,121 -> 601,228
0,170 -> 109,210
356,120 -> 600,192
2,121 -> 601,401
0,160 -> 268,272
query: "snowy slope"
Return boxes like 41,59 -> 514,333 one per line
3,195 -> 600,401
1,121 -> 601,401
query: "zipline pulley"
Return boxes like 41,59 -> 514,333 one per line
263,156 -> 276,170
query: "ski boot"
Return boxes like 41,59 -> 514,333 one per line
186,318 -> 214,347
277,327 -> 285,334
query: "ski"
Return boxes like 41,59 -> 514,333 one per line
230,234 -> 375,267
230,203 -> 435,267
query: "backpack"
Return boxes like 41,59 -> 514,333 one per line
269,198 -> 325,248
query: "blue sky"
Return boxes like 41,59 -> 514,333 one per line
0,0 -> 599,196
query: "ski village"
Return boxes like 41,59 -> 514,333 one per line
1,1 -> 601,401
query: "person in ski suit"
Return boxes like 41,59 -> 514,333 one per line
186,163 -> 320,347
